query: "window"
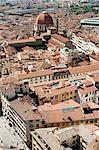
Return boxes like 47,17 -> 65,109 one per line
51,97 -> 53,100
36,119 -> 39,121
55,95 -> 58,99
36,124 -> 39,128
62,93 -> 64,97
73,140 -> 75,144
30,124 -> 34,128
24,82 -> 28,84
57,123 -> 60,126
62,122 -> 65,126
85,94 -> 88,97
90,120 -> 93,123
73,135 -> 76,139
95,119 -> 97,123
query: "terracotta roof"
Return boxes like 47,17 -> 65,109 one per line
93,75 -> 99,82
69,62 -> 99,74
38,99 -> 80,111
7,38 -> 36,45
90,38 -> 99,43
29,78 -> 67,88
79,86 -> 97,94
40,110 -> 64,123
51,34 -> 69,43
82,102 -> 99,109
40,62 -> 51,70
0,25 -> 8,30
48,39 -> 64,48
85,124 -> 99,133
5,45 -> 17,54
21,46 -> 35,51
17,69 -> 53,80
50,85 -> 76,96
1,76 -> 18,85
40,107 -> 99,123
84,80 -> 93,87
1,86 -> 15,97
10,96 -> 41,121
36,11 -> 53,26
89,54 -> 99,61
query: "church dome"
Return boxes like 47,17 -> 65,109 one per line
36,11 -> 53,26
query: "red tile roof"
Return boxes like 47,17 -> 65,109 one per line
48,39 -> 64,48
79,86 -> 97,94
7,38 -> 36,45
51,34 -> 69,43
17,69 -> 53,80
69,62 -> 99,74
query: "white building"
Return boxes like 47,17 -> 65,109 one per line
0,0 -> 6,5
0,117 -> 28,150
1,93 -> 43,143
60,47 -> 79,65
77,81 -> 98,104
1,93 -> 27,142
30,124 -> 99,150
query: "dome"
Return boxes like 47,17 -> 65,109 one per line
36,11 -> 53,26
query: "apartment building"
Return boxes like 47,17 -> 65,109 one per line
77,80 -> 98,104
1,94 -> 43,143
1,93 -> 27,142
16,62 -> 99,85
30,124 -> 99,150
60,47 -> 90,67
7,37 -> 43,48
39,102 -> 99,129
60,47 -> 79,66
30,79 -> 77,105
68,62 -> 99,81
51,34 -> 70,47
17,68 -> 70,85
1,91 -> 99,144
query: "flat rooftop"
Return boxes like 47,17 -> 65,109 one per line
80,18 -> 99,27
31,127 -> 75,150
0,117 -> 28,150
